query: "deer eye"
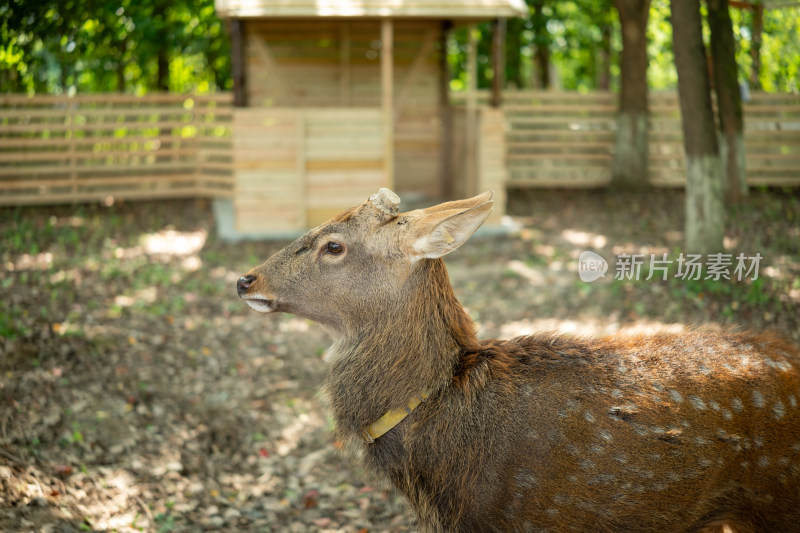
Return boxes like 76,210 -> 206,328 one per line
326,242 -> 343,255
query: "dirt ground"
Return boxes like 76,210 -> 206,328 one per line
1,188 -> 799,532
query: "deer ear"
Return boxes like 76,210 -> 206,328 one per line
409,192 -> 493,260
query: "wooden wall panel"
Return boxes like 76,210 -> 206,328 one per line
478,107 -> 507,223
244,19 -> 442,197
305,109 -> 386,226
232,108 -> 304,233
232,108 -> 386,232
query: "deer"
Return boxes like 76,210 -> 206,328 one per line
236,188 -> 800,533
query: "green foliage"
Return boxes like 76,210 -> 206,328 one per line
447,0 -> 798,94
0,0 -> 230,94
751,7 -> 800,93
449,0 -> 618,92
647,0 -> 678,90
1,0 -> 797,95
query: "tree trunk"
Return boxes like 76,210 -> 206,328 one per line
707,0 -> 747,204
749,2 -> 763,91
670,0 -> 725,253
597,21 -> 612,91
611,0 -> 650,188
154,1 -> 170,91
506,18 -> 525,89
531,0 -> 550,89
491,18 -> 506,108
156,51 -> 169,91
116,39 -> 126,92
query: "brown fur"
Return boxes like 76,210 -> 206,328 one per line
238,192 -> 800,533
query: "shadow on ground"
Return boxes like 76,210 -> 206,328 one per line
1,189 -> 798,532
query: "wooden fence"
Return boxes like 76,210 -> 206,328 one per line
2,90 -> 797,209
0,93 -> 233,205
456,90 -> 800,188
231,107 -> 388,233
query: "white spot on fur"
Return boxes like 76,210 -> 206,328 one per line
591,474 -> 616,485
789,395 -> 798,408
721,408 -> 733,420
774,401 -> 786,419
689,396 -> 707,410
732,397 -> 744,412
584,410 -> 596,423
708,400 -> 721,411
766,358 -> 794,372
669,389 -> 683,403
758,456 -> 770,467
514,469 -> 537,488
553,493 -> 571,505
599,429 -> 613,442
566,444 -> 580,456
752,390 -> 765,408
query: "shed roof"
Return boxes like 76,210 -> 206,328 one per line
215,0 -> 528,19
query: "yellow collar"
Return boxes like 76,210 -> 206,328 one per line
361,389 -> 432,443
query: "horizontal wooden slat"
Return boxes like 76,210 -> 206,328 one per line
1,92 -> 233,204
496,88 -> 799,188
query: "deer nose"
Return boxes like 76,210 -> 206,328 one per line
237,275 -> 256,296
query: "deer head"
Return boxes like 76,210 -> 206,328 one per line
236,189 -> 493,339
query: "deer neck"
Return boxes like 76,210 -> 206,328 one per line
322,258 -> 478,440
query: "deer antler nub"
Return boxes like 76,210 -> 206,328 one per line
369,188 -> 401,217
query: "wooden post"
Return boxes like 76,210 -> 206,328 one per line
749,2 -> 763,91
381,19 -> 394,189
340,22 -> 351,106
68,101 -> 77,202
491,18 -> 506,108
440,20 -> 454,199
466,23 -> 478,197
231,18 -> 247,107
297,112 -> 308,227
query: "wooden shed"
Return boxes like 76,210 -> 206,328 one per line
213,0 -> 526,238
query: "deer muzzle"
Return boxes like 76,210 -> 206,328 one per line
237,274 -> 277,313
